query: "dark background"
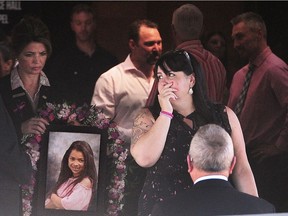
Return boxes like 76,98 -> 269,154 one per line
1,1 -> 287,76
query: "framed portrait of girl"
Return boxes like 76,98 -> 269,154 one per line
36,125 -> 107,216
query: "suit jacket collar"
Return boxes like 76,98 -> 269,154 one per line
194,178 -> 234,189
11,82 -> 50,118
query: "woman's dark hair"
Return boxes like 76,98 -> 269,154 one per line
202,31 -> 227,64
52,141 -> 97,202
11,16 -> 52,57
149,50 -> 213,122
203,31 -> 227,48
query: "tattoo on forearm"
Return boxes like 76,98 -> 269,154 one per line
131,110 -> 154,145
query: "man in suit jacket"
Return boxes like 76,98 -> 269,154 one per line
151,124 -> 275,216
0,95 -> 33,216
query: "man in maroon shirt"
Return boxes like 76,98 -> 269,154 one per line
171,4 -> 227,103
228,12 -> 288,212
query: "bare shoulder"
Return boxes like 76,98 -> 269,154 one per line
80,177 -> 93,188
225,106 -> 239,129
225,105 -> 232,113
224,106 -> 246,153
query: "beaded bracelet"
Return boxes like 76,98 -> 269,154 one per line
160,111 -> 174,119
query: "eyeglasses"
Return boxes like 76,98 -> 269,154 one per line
154,49 -> 194,78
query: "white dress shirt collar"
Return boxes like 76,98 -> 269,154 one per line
194,175 -> 228,185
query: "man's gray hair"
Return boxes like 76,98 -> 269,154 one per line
172,4 -> 203,41
189,124 -> 234,172
231,12 -> 267,39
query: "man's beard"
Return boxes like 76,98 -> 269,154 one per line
147,50 -> 161,65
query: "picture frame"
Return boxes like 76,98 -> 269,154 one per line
35,124 -> 107,216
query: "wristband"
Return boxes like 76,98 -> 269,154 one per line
160,111 -> 174,119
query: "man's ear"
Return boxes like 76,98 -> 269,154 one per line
229,156 -> 236,174
256,27 -> 263,40
129,39 -> 137,50
187,154 -> 193,173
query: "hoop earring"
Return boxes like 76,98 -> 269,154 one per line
188,87 -> 193,95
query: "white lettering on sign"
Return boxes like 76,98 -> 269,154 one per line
0,1 -> 5,10
6,1 -> 21,10
0,14 -> 8,24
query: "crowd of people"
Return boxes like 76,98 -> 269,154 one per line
0,2 -> 287,216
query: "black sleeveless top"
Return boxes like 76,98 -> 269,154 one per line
138,104 -> 231,216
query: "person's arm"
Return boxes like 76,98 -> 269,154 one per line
50,193 -> 64,209
250,65 -> 288,160
131,82 -> 177,167
21,117 -> 49,135
226,106 -> 258,196
45,197 -> 57,209
0,96 -> 32,184
50,178 -> 93,210
272,66 -> 288,152
90,74 -> 115,119
130,108 -> 171,168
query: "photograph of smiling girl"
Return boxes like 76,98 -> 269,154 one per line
44,131 -> 99,211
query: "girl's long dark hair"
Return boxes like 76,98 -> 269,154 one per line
148,50 -> 213,122
52,141 -> 97,203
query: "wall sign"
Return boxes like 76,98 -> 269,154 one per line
0,1 -> 21,25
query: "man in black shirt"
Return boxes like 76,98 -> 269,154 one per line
46,4 -> 118,105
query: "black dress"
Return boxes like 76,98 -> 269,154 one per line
138,104 -> 231,216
